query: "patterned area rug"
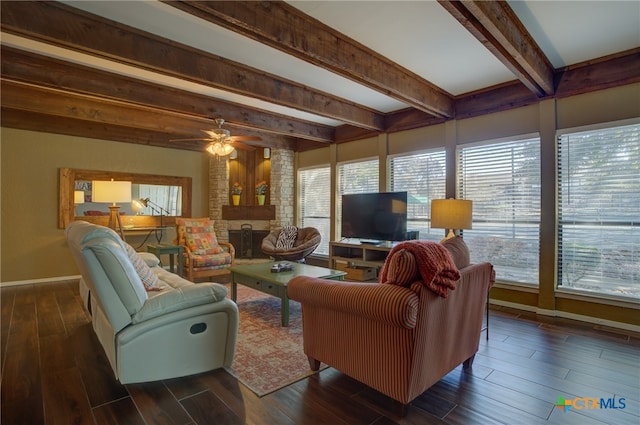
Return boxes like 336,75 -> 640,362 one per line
225,284 -> 325,396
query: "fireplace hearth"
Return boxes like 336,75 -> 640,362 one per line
229,226 -> 270,259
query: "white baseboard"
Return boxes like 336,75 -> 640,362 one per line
490,299 -> 640,333
0,275 -> 81,287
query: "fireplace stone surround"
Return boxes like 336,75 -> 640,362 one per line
208,148 -> 294,257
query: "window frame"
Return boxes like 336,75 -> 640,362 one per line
456,133 -> 542,285
556,119 -> 640,301
388,148 -> 447,242
297,165 -> 332,257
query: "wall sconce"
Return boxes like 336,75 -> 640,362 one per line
263,147 -> 271,159
229,149 -> 238,160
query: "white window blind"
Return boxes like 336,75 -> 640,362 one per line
337,159 -> 379,238
557,123 -> 640,299
390,150 -> 446,241
299,167 -> 331,256
457,137 -> 541,284
338,159 -> 379,195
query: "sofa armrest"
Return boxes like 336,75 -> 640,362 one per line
288,277 -> 419,329
132,282 -> 228,324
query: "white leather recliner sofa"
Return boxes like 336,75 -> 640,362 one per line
65,221 -> 238,384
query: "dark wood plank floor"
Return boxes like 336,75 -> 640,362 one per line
1,280 -> 638,425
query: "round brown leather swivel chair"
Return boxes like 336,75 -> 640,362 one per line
261,226 -> 321,262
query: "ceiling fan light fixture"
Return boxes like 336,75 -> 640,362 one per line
206,141 -> 235,157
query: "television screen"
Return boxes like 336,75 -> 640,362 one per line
341,192 -> 408,242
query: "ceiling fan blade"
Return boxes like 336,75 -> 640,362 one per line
171,117 -> 261,148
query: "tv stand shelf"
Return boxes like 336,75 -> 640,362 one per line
329,239 -> 397,272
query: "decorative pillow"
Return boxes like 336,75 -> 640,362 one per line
276,226 -> 298,249
184,232 -> 223,255
125,244 -> 161,291
176,218 -> 215,246
383,249 -> 418,287
441,236 -> 470,270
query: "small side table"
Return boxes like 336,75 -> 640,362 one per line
147,244 -> 184,277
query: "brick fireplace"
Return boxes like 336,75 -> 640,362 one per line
208,148 -> 294,258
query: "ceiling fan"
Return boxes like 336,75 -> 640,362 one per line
171,118 -> 261,156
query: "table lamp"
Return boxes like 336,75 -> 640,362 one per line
431,199 -> 473,242
92,179 -> 132,239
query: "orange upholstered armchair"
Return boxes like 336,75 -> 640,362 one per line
288,238 -> 493,411
175,218 -> 235,282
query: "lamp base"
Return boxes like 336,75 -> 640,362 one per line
439,229 -> 456,244
107,205 -> 126,240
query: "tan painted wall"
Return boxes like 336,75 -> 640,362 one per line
388,123 -> 446,155
558,83 -> 640,130
297,146 -> 331,169
336,136 -> 378,163
0,128 -> 210,283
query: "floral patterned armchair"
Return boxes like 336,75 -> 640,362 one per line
175,218 -> 235,281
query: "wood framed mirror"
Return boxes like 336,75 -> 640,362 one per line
59,168 -> 192,229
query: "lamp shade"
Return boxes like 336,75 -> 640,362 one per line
92,179 -> 132,203
431,199 -> 473,230
74,190 -> 85,204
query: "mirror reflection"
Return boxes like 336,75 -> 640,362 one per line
59,168 -> 192,229
74,182 -> 183,217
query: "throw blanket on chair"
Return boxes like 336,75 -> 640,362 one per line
379,240 -> 461,298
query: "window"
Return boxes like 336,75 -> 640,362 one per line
298,167 -> 331,256
557,123 -> 639,299
138,184 -> 181,216
390,150 -> 446,241
338,159 -> 379,194
337,159 -> 379,238
457,137 -> 541,284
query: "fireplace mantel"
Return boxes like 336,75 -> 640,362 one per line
222,205 -> 275,221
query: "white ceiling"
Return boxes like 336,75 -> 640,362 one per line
5,1 -> 640,128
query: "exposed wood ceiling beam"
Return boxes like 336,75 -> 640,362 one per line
1,2 -> 636,153
555,48 -> 640,98
1,79 -> 297,150
439,0 -> 555,97
0,46 -> 334,143
0,1 -> 384,131
1,108 -> 205,152
165,0 -> 454,118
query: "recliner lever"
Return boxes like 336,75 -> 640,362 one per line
190,323 -> 207,334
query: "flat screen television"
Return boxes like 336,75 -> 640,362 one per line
341,192 -> 408,242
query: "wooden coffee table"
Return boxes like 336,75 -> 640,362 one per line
229,261 -> 346,326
